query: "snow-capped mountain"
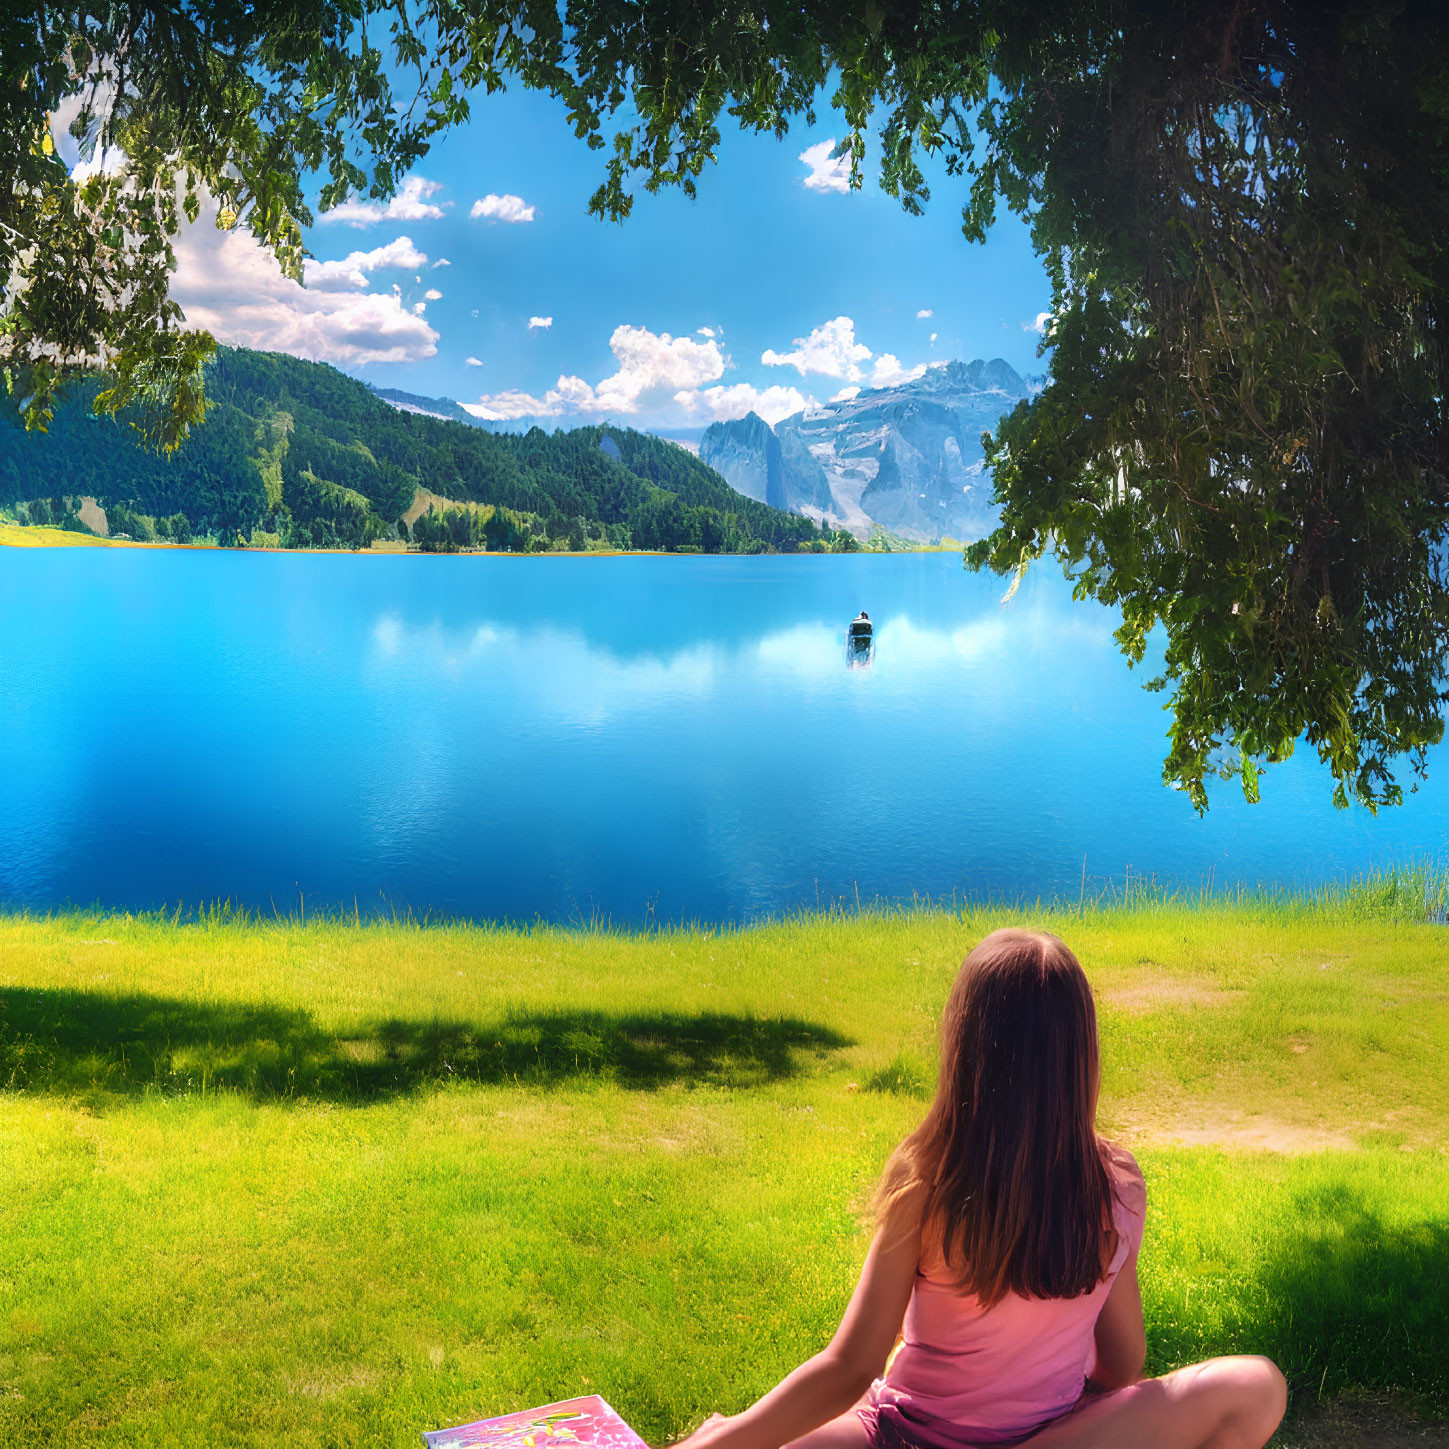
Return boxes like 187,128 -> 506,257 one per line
700,359 -> 1038,542
369,384 -> 497,429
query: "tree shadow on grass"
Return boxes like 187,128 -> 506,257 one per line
1261,1182 -> 1449,1414
1155,1177 -> 1449,1420
0,986 -> 852,1104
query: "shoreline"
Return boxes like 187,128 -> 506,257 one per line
7,860 -> 1444,935
0,520 -> 963,557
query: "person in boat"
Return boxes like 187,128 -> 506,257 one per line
850,611 -> 872,640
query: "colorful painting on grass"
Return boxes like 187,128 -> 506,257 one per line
424,1394 -> 650,1449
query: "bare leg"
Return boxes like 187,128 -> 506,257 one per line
781,1388 -> 875,1449
1024,1356 -> 1287,1449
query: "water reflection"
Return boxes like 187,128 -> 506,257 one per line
0,548 -> 1445,924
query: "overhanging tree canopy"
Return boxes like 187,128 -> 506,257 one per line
5,0 -> 1448,808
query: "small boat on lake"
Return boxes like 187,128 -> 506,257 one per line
846,610 -> 874,668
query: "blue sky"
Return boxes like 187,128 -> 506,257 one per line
160,84 -> 1054,431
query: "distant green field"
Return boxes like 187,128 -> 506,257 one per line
0,520 -> 123,547
1,887 -> 1445,1446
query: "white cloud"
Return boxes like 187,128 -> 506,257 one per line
471,194 -> 536,223
431,257 -> 451,269
462,391 -> 547,420
322,175 -> 447,226
762,315 -> 931,392
916,308 -> 934,319
424,288 -> 443,301
548,375 -> 598,411
597,324 -> 722,401
302,236 -> 430,290
71,148 -> 127,185
870,354 -> 928,388
48,93 -> 87,169
172,202 -> 437,366
528,315 -> 553,330
465,356 -> 484,367
799,140 -> 851,194
412,301 -> 427,315
1024,311 -> 1053,335
762,315 -> 873,380
51,91 -> 130,184
466,318 -> 919,428
674,383 -> 810,427
930,332 -> 938,345
472,323 -> 725,420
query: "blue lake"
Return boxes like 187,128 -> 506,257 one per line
2,548 -> 1445,925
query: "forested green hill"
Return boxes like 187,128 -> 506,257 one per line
0,348 -> 846,553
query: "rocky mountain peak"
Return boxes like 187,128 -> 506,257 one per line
700,358 -> 1038,543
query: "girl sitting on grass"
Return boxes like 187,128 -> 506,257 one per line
673,928 -> 1287,1449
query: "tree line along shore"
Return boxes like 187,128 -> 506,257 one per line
0,347 -> 867,556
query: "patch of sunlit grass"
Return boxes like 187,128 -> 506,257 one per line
0,520 -> 122,547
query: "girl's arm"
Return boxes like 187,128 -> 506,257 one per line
1085,1252 -> 1146,1391
677,1185 -> 925,1449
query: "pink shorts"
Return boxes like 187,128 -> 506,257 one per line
855,1384 -> 1104,1449
855,1401 -> 933,1449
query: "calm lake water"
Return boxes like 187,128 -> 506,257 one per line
2,548 -> 1445,925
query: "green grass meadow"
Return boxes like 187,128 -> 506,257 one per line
1,886 -> 1446,1445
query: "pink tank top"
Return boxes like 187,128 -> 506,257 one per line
858,1142 -> 1147,1449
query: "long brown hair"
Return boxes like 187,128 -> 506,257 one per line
870,928 -> 1118,1305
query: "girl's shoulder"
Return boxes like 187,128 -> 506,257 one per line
1098,1138 -> 1147,1222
